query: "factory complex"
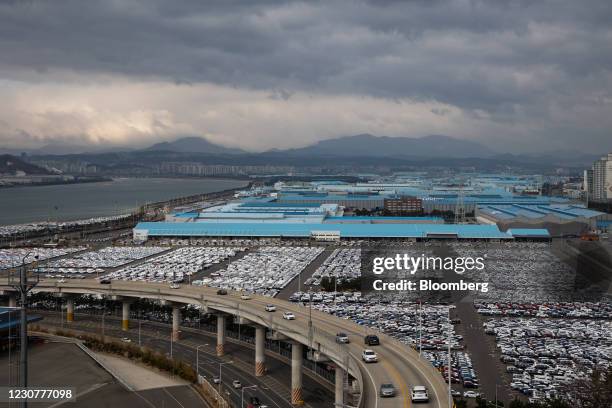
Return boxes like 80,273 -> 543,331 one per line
131,177 -> 599,242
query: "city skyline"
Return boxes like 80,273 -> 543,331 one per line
1,0 -> 611,154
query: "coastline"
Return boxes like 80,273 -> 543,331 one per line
0,174 -> 251,189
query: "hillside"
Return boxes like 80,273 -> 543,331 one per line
278,134 -> 494,158
0,155 -> 50,175
145,136 -> 245,154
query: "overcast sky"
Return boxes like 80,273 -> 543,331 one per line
1,0 -> 611,154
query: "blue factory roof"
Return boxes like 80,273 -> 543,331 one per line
506,229 -> 551,238
239,202 -> 324,208
325,216 -> 443,222
478,204 -> 605,220
135,222 -> 516,239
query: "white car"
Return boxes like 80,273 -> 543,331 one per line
411,385 -> 429,402
232,380 -> 242,389
463,391 -> 481,398
362,349 -> 378,363
121,337 -> 131,343
265,304 -> 276,312
169,283 -> 180,289
240,293 -> 251,300
282,312 -> 295,320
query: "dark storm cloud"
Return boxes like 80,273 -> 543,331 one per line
0,0 -> 611,152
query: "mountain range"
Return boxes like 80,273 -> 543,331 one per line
0,134 -> 600,167
143,134 -> 496,158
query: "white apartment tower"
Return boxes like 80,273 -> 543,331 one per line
590,153 -> 612,202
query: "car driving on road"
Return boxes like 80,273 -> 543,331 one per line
282,311 -> 295,320
364,334 -> 380,346
379,383 -> 396,398
411,385 -> 429,403
336,333 -> 350,343
362,349 -> 378,363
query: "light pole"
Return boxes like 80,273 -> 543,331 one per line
218,361 -> 233,392
447,308 -> 452,408
418,300 -> 422,356
241,385 -> 257,408
9,251 -> 39,408
195,344 -> 209,380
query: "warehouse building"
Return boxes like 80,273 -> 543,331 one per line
476,203 -> 609,236
134,221 -> 529,241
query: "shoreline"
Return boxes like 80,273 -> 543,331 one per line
0,174 -> 251,189
0,178 -> 248,229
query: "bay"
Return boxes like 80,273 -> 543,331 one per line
0,177 -> 247,226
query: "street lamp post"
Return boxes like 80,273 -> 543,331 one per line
9,251 -> 40,408
218,361 -> 233,392
195,344 -> 208,379
447,308 -> 452,408
241,385 -> 257,408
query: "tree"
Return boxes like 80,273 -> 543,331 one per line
454,399 -> 468,408
563,366 -> 612,408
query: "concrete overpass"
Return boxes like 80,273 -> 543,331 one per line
1,279 -> 450,408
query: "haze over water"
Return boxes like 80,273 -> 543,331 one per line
0,177 -> 247,226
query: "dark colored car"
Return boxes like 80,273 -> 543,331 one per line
99,278 -> 111,284
216,289 -> 228,295
364,335 -> 380,346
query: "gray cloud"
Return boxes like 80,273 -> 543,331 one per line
0,0 -> 611,153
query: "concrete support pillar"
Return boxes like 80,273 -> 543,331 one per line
171,305 -> 180,341
335,366 -> 344,407
291,342 -> 303,405
122,301 -> 130,331
216,315 -> 226,356
66,297 -> 74,323
8,294 -> 17,308
255,326 -> 266,376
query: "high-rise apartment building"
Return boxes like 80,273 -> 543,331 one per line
589,153 -> 612,203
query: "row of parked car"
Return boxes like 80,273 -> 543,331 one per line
0,247 -> 85,270
449,241 -> 580,302
44,246 -> 166,270
475,301 -> 612,319
307,248 -> 361,286
0,214 -> 132,239
193,246 -> 324,297
485,316 -> 612,402
99,246 -> 242,283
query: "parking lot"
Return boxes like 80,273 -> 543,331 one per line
484,316 -> 612,402
101,246 -> 244,283
193,246 -> 324,296
35,246 -> 167,278
0,246 -> 86,270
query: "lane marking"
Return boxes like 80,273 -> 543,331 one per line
382,359 -> 410,408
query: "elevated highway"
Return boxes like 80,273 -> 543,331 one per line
1,279 -> 450,408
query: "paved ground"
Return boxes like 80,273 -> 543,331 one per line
0,341 -> 206,408
433,243 -> 511,405
36,311 -> 334,408
93,352 -> 188,391
276,245 -> 335,300
189,246 -> 252,282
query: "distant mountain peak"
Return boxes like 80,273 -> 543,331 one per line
145,136 -> 244,154
280,134 -> 494,158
